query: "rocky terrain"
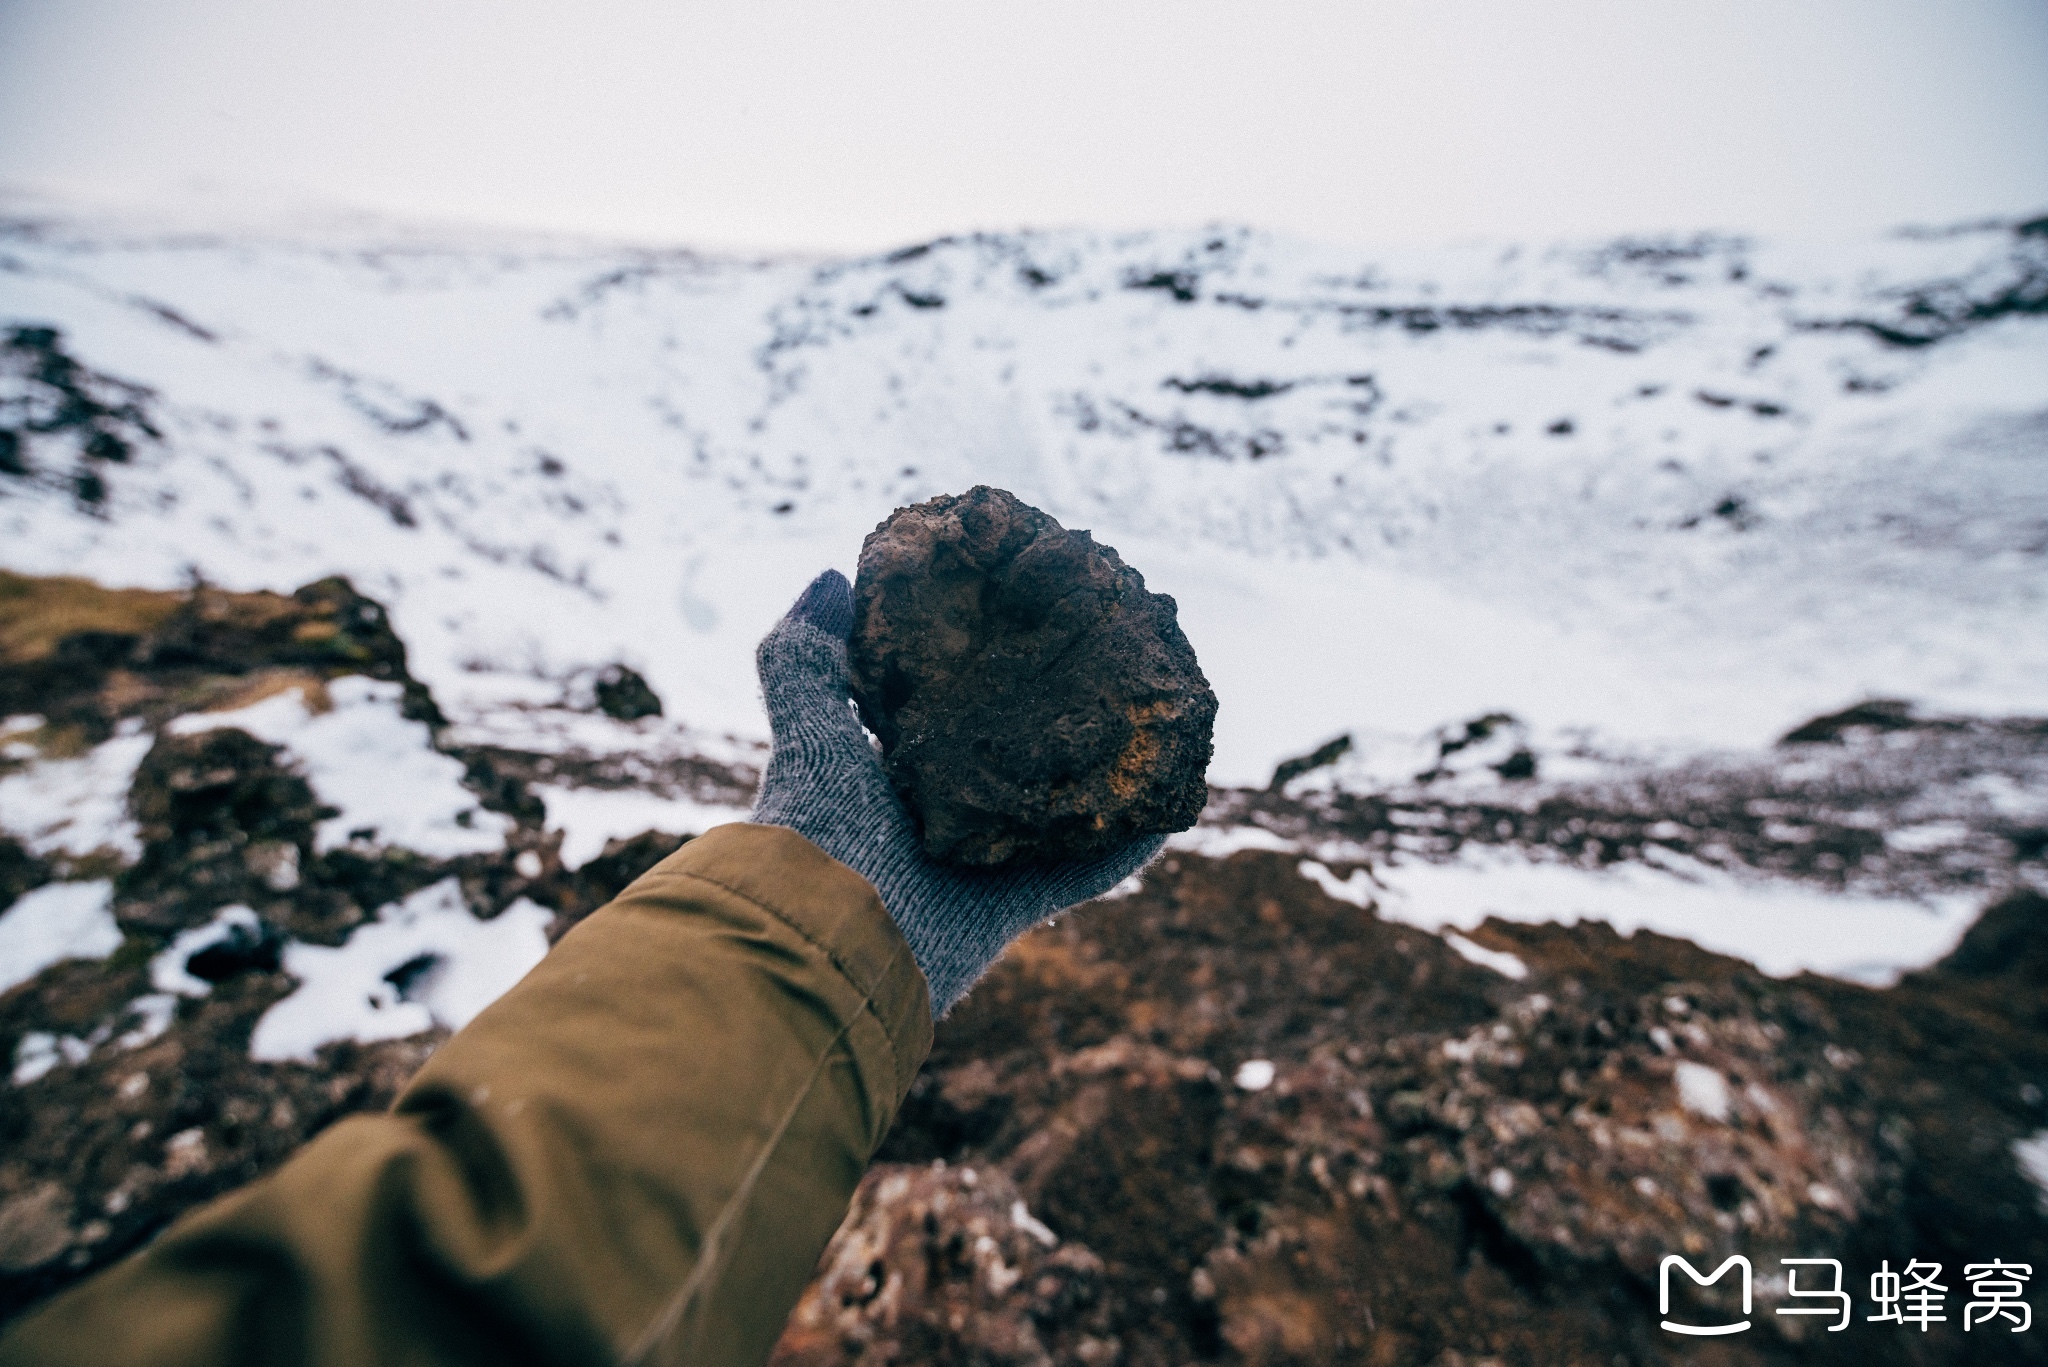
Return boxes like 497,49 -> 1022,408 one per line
1,572 -> 2043,1364
0,573 -> 736,1316
775,864 -> 2047,1367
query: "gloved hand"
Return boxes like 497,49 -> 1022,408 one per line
752,569 -> 1165,1014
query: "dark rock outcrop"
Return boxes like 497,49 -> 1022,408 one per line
592,664 -> 662,721
848,487 -> 1216,866
0,571 -> 439,737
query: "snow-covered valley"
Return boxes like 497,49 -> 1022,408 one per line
3,201 -> 2043,781
2,200 -> 2045,1360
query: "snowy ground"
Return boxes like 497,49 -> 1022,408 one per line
2,198 -> 2044,1069
1312,852 -> 1976,986
2,197 -> 2042,783
165,678 -> 513,857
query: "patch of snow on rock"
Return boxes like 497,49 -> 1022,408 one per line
170,678 -> 512,856
249,878 -> 551,1063
1167,824 -> 1301,859
1370,847 -> 1978,984
534,785 -> 752,869
150,905 -> 263,997
2017,1130 -> 2048,1214
1442,932 -> 1530,980
115,994 -> 180,1050
1674,1061 -> 1733,1123
1884,821 -> 1971,853
1234,1059 -> 1277,1091
1009,1200 -> 1059,1248
1094,870 -> 1148,901
0,726 -> 153,859
11,1032 -> 87,1085
0,880 -> 121,995
1296,859 -> 1379,909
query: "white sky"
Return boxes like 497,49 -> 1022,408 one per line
1,0 -> 2045,255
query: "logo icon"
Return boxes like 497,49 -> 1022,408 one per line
1660,1255 -> 1752,1336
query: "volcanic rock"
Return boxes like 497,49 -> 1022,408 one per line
592,663 -> 663,721
848,486 -> 1216,866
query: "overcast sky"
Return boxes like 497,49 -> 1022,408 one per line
1,0 -> 2044,255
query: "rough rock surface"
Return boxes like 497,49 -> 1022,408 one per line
770,859 -> 2048,1367
592,664 -> 663,722
849,487 -> 1216,866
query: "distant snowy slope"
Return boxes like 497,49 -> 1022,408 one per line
2,203 -> 2043,781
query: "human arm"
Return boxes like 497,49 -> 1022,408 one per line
0,823 -> 931,1367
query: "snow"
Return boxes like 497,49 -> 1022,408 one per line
440,700 -> 763,773
1009,1200 -> 1060,1248
249,878 -> 551,1063
169,678 -> 512,856
1,207 -> 2040,791
1966,773 -> 2048,820
116,993 -> 180,1050
1369,849 -> 1978,986
1167,824 -> 1300,860
0,880 -> 121,995
0,726 -> 153,860
149,905 -> 263,997
1094,870 -> 1148,901
2016,1131 -> 2048,1214
1296,859 -> 1380,908
1884,821 -> 1970,853
3,896 -> 229,1081
11,1032 -> 87,1085
1214,844 -> 1978,985
1674,1060 -> 1733,1122
1443,932 -> 1530,981
533,784 -> 753,869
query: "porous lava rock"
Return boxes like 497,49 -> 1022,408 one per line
848,486 -> 1216,866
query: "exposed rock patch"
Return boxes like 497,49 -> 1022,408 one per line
771,1163 -> 1114,1367
0,571 -> 439,742
592,664 -> 662,721
775,851 -> 2048,1367
849,487 -> 1216,866
0,324 -> 161,509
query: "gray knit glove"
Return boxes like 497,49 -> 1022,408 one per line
752,570 -> 1165,1014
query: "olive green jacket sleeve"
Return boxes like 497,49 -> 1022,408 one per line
0,823 -> 934,1367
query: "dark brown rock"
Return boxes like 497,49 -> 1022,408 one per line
848,486 -> 1216,867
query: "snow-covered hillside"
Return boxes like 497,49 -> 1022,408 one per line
5,208 -> 2048,1337
2,201 -> 2044,782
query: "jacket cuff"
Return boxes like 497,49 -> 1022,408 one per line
640,822 -> 934,1103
